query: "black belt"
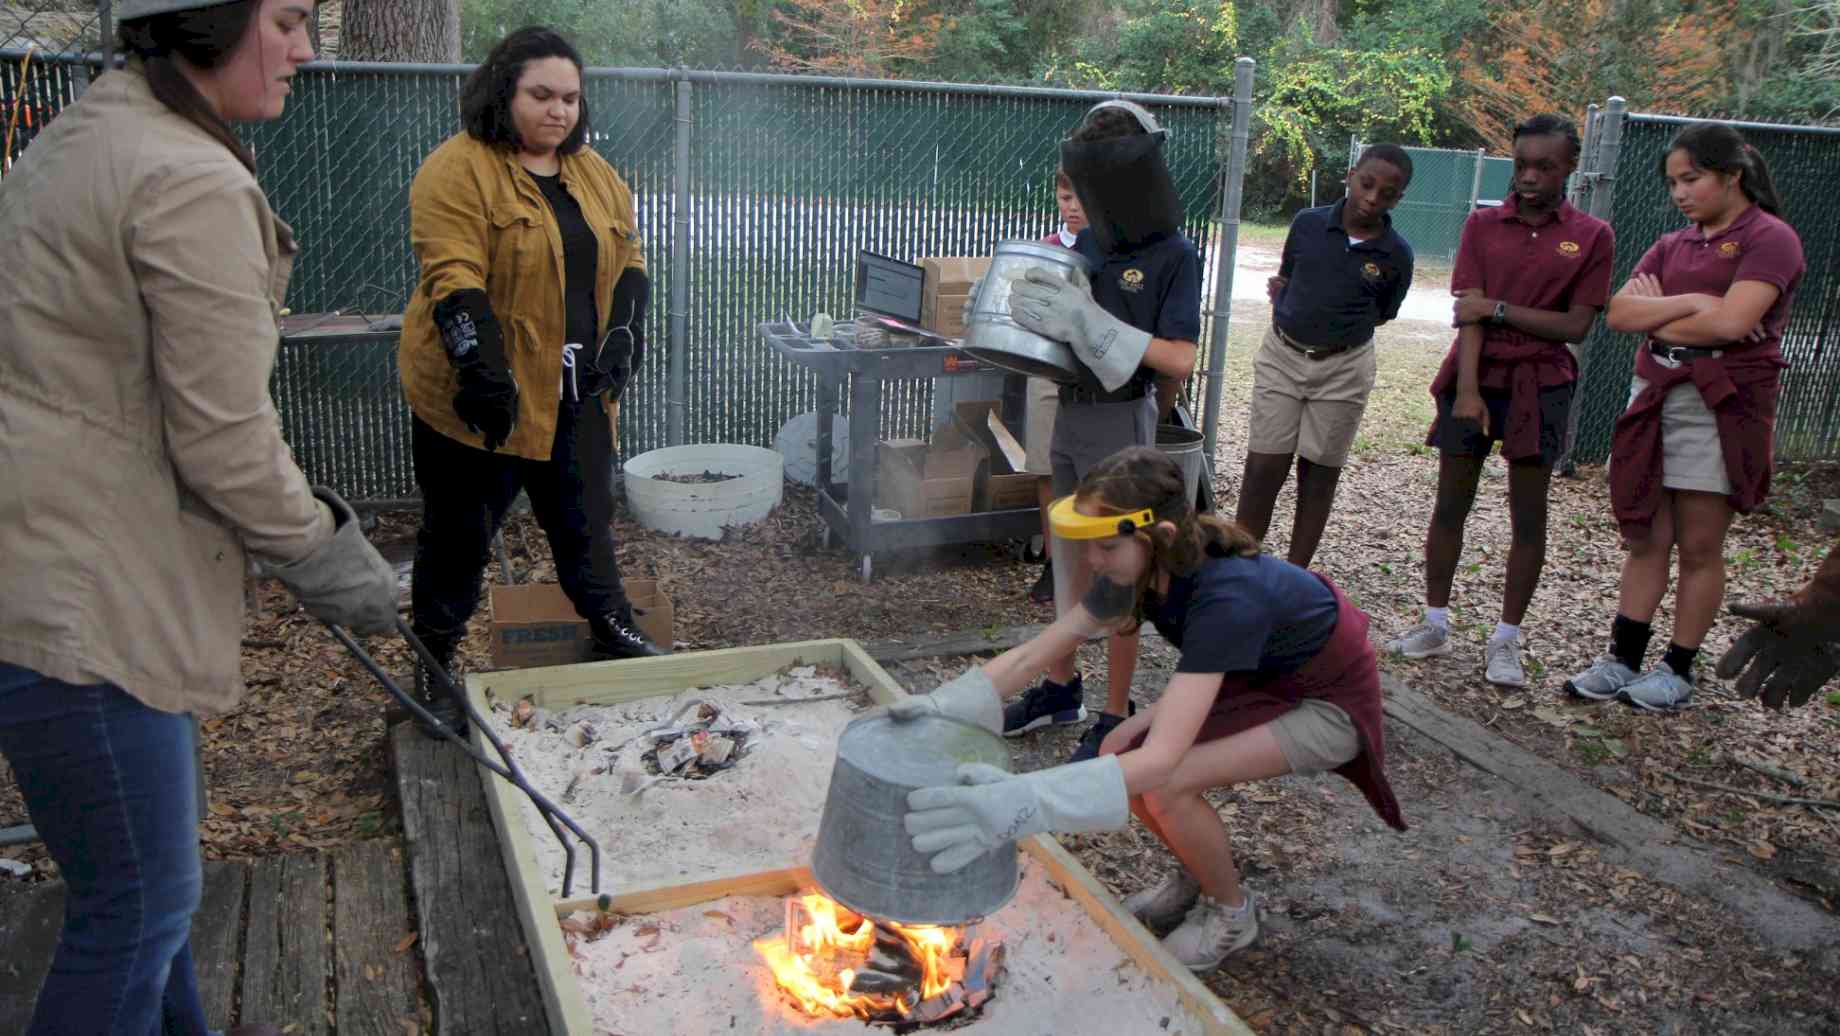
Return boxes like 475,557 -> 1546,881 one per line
1649,342 -> 1725,363
1059,380 -> 1151,405
1274,324 -> 1366,361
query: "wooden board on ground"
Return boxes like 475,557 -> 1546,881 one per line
332,840 -> 422,1036
392,722 -> 549,1036
468,639 -> 1251,1036
0,879 -> 63,1033
242,854 -> 329,1035
192,860 -> 247,1031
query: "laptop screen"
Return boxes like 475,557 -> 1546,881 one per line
855,251 -> 926,324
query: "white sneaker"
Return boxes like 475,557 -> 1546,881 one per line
1385,622 -> 1452,659
1619,666 -> 1693,711
1484,636 -> 1526,688
1563,655 -> 1638,701
1162,892 -> 1259,972
1121,869 -> 1200,931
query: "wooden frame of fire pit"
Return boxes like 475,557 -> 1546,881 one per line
466,639 -> 1253,1036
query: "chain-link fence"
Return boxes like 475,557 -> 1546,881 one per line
1568,108 -> 1840,465
2,51 -> 1241,502
1,3 -> 102,171
1351,138 -> 1512,262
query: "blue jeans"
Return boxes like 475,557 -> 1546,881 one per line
0,661 -> 209,1036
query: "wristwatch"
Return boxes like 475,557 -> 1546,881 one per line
1490,301 -> 1508,326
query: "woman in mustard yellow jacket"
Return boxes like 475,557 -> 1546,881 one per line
399,27 -> 660,730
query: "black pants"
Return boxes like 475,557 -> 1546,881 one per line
410,395 -> 626,641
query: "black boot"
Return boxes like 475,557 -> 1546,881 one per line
410,627 -> 469,738
589,608 -> 665,660
1028,559 -> 1055,605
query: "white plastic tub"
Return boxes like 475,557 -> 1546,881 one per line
622,444 -> 783,540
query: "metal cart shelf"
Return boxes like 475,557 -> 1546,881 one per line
763,320 -> 1042,581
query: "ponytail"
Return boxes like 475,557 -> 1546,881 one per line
117,3 -> 258,174
1659,121 -> 1785,218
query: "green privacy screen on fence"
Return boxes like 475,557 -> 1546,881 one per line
3,54 -> 1234,501
1569,113 -> 1840,465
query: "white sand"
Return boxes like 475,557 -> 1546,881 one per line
486,667 -> 872,894
563,856 -> 1207,1035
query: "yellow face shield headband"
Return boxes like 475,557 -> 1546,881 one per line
1047,495 -> 1156,540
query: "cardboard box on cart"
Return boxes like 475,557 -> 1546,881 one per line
917,256 -> 991,339
951,400 -> 1039,512
489,580 -> 674,668
875,428 -> 979,519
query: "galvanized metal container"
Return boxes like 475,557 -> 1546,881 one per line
960,240 -> 1090,383
811,712 -> 1017,926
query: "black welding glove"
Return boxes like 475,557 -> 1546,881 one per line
1716,550 -> 1840,710
590,268 -> 650,401
434,289 -> 519,452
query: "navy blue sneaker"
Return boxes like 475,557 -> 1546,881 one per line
1003,676 -> 1087,737
1069,702 -> 1135,763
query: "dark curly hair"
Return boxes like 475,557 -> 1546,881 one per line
460,26 -> 589,155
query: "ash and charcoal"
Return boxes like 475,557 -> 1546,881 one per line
650,469 -> 741,484
776,909 -> 1006,1030
634,698 -> 756,779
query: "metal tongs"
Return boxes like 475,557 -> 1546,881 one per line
321,618 -> 602,897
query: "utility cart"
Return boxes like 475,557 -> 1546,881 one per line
762,320 -> 1041,581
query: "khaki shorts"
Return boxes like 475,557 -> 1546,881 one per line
1247,325 -> 1377,467
1627,376 -> 1732,495
1050,394 -> 1157,496
1269,698 -> 1360,776
1024,377 -> 1060,476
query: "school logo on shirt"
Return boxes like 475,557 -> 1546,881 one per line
1557,240 -> 1581,257
1718,240 -> 1741,258
1120,268 -> 1146,293
1360,261 -> 1383,282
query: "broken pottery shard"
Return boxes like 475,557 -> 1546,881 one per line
910,987 -> 966,1024
697,735 -> 735,767
846,968 -> 918,996
963,938 -> 1005,998
657,737 -> 698,773
565,721 -> 597,749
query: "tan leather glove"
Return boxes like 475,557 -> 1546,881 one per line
267,488 -> 397,635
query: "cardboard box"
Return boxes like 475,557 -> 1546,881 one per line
951,400 -> 1040,512
917,256 -> 990,338
489,580 -> 674,669
875,430 -> 978,519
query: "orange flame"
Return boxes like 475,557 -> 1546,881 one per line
753,892 -> 962,1019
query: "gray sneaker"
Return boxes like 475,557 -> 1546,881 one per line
1385,622 -> 1452,659
1484,636 -> 1526,688
1162,892 -> 1260,972
1563,655 -> 1638,701
1619,666 -> 1693,711
1121,869 -> 1200,932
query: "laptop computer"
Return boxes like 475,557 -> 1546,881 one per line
855,251 -> 951,343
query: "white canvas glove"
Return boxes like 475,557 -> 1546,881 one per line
886,667 -> 1002,735
904,755 -> 1130,873
1008,266 -> 1150,392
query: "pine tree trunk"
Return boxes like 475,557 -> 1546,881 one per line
340,0 -> 461,63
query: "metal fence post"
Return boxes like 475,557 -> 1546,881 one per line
1201,57 -> 1254,463
1570,102 -> 1599,206
97,0 -> 112,71
668,71 -> 691,446
1468,147 -> 1485,211
1558,96 -> 1626,474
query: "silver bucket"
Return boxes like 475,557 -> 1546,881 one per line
810,711 -> 1018,926
1156,424 -> 1205,510
960,240 -> 1089,383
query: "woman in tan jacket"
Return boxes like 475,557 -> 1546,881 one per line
398,26 -> 660,732
0,2 -> 396,1033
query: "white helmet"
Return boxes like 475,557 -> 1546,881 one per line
115,0 -> 240,19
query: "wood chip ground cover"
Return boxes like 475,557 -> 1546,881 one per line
2,295 -> 1834,1032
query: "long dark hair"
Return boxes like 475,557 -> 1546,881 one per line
1660,121 -> 1784,217
460,27 -> 590,155
1073,446 -> 1261,629
117,2 -> 258,173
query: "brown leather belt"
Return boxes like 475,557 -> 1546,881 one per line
1274,323 -> 1365,361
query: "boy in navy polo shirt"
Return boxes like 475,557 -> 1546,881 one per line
1237,145 -> 1414,568
1385,114 -> 1615,688
1005,99 -> 1202,762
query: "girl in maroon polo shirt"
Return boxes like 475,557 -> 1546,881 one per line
891,447 -> 1403,973
1566,122 -> 1804,711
